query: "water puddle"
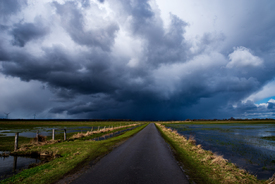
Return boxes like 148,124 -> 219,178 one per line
93,126 -> 139,141
0,152 -> 40,181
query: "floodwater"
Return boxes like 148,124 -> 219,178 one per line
0,152 -> 40,181
166,123 -> 275,180
93,126 -> 139,141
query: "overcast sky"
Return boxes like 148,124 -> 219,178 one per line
0,0 -> 275,120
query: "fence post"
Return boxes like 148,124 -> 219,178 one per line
52,129 -> 55,140
104,126 -> 106,131
13,156 -> 18,172
14,133 -> 19,151
98,126 -> 100,131
91,127 -> 93,132
64,129 -> 66,141
36,130 -> 39,143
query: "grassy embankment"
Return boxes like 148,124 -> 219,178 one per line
0,121 -> 138,151
155,123 -> 269,184
1,123 -> 148,184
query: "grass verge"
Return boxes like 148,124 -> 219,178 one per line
0,123 -> 148,184
155,123 -> 269,184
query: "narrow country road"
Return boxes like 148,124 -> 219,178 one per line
70,123 -> 189,184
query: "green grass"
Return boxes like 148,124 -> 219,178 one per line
0,123 -> 148,184
0,136 -> 31,151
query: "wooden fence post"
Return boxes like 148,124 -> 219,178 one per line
14,133 -> 19,151
98,126 -> 100,131
64,129 -> 66,141
52,129 -> 55,140
13,156 -> 17,172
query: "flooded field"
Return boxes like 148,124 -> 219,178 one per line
0,152 -> 40,181
92,126 -> 139,141
166,123 -> 275,180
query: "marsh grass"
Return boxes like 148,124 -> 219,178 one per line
31,135 -> 47,143
70,123 -> 138,139
155,123 -> 266,184
1,123 -> 148,184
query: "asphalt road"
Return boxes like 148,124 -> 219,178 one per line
70,123 -> 189,184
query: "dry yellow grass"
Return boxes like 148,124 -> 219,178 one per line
70,123 -> 138,139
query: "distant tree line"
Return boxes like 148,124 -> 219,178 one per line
185,117 -> 275,121
0,119 -> 133,122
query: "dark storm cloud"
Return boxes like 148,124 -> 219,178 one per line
1,45 -> 118,97
49,94 -> 123,116
0,42 -> 10,61
267,102 -> 274,109
144,14 -> 189,66
10,20 -> 50,47
118,0 -> 189,66
0,0 -> 27,17
1,0 -> 275,119
235,100 -> 257,111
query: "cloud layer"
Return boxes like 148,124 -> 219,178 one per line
1,0 -> 275,120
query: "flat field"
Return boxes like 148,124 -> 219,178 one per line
163,120 -> 275,180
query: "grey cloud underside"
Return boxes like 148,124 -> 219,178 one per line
53,1 -> 119,51
0,0 -> 27,17
1,0 -> 275,119
10,21 -> 50,47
